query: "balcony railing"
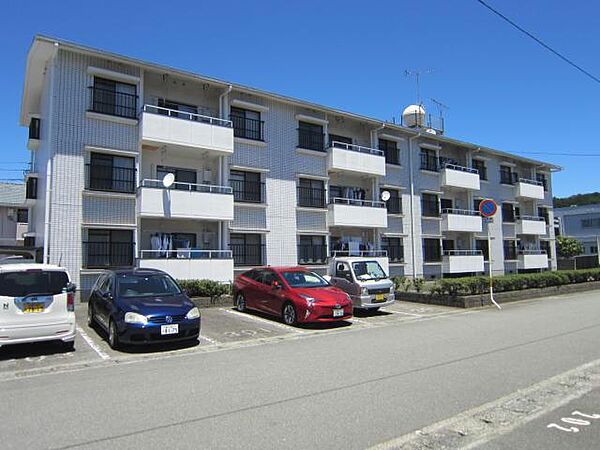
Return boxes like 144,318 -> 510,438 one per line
329,197 -> 385,208
518,249 -> 547,255
88,86 -> 137,119
140,178 -> 232,195
297,186 -> 326,208
518,177 -> 543,186
230,243 -> 265,266
144,105 -> 232,128
401,112 -> 445,133
82,242 -> 134,268
443,249 -> 483,256
331,250 -> 388,258
500,171 -> 519,185
230,180 -> 265,203
139,249 -> 232,260
442,208 -> 480,216
86,164 -> 136,194
443,163 -> 478,174
516,215 -> 545,222
29,118 -> 40,140
298,128 -> 325,152
420,154 -> 477,174
329,141 -> 384,156
386,246 -> 404,263
230,115 -> 264,140
297,245 -> 328,264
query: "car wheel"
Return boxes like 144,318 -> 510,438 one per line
236,293 -> 247,312
370,307 -> 380,313
282,302 -> 297,326
108,320 -> 120,350
87,303 -> 94,327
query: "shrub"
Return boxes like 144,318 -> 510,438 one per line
392,276 -> 411,292
178,279 -> 231,303
412,278 -> 425,293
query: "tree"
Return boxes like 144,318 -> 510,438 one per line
556,236 -> 584,259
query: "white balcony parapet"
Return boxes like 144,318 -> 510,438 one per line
441,208 -> 483,232
328,197 -> 388,228
138,179 -> 234,221
330,250 -> 388,258
440,164 -> 480,191
138,250 -> 234,282
327,141 -> 386,177
515,178 -> 545,199
442,250 -> 485,273
516,215 -> 547,235
517,250 -> 548,270
141,105 -> 234,155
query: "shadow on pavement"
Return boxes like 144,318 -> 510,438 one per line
0,340 -> 73,361
226,307 -> 353,331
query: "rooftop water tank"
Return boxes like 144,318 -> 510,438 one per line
402,104 -> 425,128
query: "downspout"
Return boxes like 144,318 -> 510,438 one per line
218,85 -> 233,255
218,84 -> 233,120
408,132 -> 422,278
371,123 -> 386,251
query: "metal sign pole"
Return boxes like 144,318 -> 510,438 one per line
486,218 -> 501,310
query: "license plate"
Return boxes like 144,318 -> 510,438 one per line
374,294 -> 386,303
333,309 -> 344,318
23,303 -> 45,313
161,324 -> 179,335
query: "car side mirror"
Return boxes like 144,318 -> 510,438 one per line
272,281 -> 282,290
102,291 -> 113,301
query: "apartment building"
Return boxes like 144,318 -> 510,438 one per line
0,182 -> 29,250
554,204 -> 600,255
19,36 -> 559,294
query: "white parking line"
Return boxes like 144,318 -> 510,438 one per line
220,308 -> 304,333
76,326 -> 110,360
382,309 -> 423,317
199,335 -> 220,345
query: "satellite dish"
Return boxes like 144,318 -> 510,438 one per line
381,190 -> 391,202
162,173 -> 175,188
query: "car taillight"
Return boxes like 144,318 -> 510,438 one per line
67,292 -> 75,312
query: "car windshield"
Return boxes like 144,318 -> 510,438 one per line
352,261 -> 387,281
117,274 -> 181,298
281,271 -> 330,288
0,270 -> 69,297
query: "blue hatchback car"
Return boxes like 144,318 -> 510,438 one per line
87,268 -> 200,349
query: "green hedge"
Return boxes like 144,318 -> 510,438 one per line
177,279 -> 231,300
429,269 -> 600,297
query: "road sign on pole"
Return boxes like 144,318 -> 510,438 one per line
480,199 -> 501,310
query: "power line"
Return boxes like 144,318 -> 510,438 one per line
516,152 -> 600,157
476,0 -> 600,85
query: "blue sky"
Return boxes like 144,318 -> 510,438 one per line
1,0 -> 598,197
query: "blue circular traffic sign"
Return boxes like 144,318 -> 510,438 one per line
479,199 -> 497,217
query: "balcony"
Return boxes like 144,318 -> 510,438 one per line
138,250 -> 234,282
515,178 -> 545,199
137,179 -> 234,221
27,117 -> 40,150
327,198 -> 388,228
440,164 -> 480,191
441,209 -> 482,233
442,250 -> 485,274
326,142 -> 386,177
516,216 -> 547,235
517,250 -> 549,270
141,105 -> 233,155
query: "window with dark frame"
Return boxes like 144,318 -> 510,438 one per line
503,240 -> 517,260
157,98 -> 198,119
230,107 -> 263,141
230,170 -> 263,203
537,207 -> 550,223
156,166 -> 197,191
500,165 -> 516,185
423,238 -> 442,262
88,153 -> 136,194
84,229 -> 134,268
328,134 -> 352,147
540,240 -> 551,256
26,177 -> 38,200
421,193 -> 440,217
386,189 -> 402,214
298,178 -> 326,208
90,77 -> 137,119
379,139 -> 400,165
298,121 -> 324,151
536,173 -> 548,191
382,237 -> 404,262
230,233 -> 263,265
502,203 -> 516,223
420,148 -> 438,171
16,209 -> 28,223
297,235 -> 327,264
472,159 -> 487,180
473,198 -> 483,213
475,239 -> 489,261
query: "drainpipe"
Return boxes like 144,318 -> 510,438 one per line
218,85 -> 233,254
370,124 -> 386,251
408,132 -> 422,278
219,84 -> 233,120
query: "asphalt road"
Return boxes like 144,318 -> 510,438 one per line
1,290 -> 600,449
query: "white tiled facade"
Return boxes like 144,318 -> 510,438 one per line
20,37 -> 559,294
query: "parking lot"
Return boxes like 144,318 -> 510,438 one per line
0,300 -> 458,378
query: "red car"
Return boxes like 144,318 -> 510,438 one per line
233,267 -> 353,325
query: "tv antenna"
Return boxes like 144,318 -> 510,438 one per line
404,69 -> 434,105
430,97 -> 450,119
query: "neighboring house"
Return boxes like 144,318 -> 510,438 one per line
554,204 -> 600,255
19,35 -> 560,294
0,182 -> 29,248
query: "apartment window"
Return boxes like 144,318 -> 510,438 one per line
581,218 -> 600,228
297,235 -> 327,264
536,173 -> 548,191
157,98 -> 197,119
230,233 -> 263,266
84,229 -> 134,268
230,107 -> 263,141
157,166 -> 197,190
421,193 -> 440,217
25,177 -> 37,200
442,239 -> 455,252
386,189 -> 402,214
540,240 -> 551,257
499,165 -> 516,185
420,149 -> 438,171
16,209 -> 28,223
379,139 -> 400,165
473,198 -> 482,212
502,203 -> 515,223
87,153 -> 136,193
89,77 -> 137,119
423,238 -> 442,262
472,159 -> 487,180
382,237 -> 404,263
230,170 -> 263,203
440,198 -> 453,211
24,236 -> 35,247
298,121 -> 325,151
475,239 -> 489,261
591,246 -> 598,254
537,207 -> 550,223
329,134 -> 352,147
298,178 -> 326,208
503,240 -> 517,260
29,118 -> 40,140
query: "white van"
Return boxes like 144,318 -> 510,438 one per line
0,263 -> 76,350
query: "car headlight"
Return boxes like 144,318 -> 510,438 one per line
186,307 -> 200,320
361,287 -> 369,296
124,312 -> 148,325
389,286 -> 395,294
299,294 -> 316,308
